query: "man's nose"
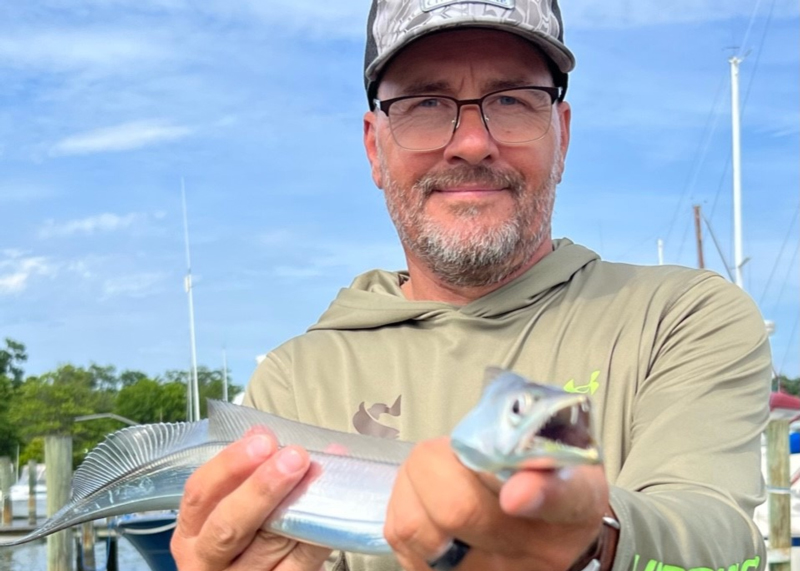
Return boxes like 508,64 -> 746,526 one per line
443,104 -> 497,164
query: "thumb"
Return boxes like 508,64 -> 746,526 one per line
499,465 -> 607,525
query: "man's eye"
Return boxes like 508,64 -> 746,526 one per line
498,96 -> 521,106
416,98 -> 441,108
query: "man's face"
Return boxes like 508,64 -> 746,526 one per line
364,29 -> 571,288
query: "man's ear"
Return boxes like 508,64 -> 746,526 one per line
556,101 -> 571,182
364,111 -> 383,189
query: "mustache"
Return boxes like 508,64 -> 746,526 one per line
414,165 -> 526,197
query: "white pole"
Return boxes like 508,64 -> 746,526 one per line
657,239 -> 664,266
182,178 -> 201,422
222,347 -> 229,403
730,56 -> 744,289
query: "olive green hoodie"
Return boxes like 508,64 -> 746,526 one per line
245,238 -> 771,571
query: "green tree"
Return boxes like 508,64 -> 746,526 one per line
19,437 -> 44,467
0,338 -> 25,456
0,338 -> 27,388
162,367 -> 241,418
776,375 -> 800,396
0,374 -> 19,457
11,365 -> 120,467
88,363 -> 120,392
119,370 -> 149,388
115,377 -> 187,424
161,381 -> 190,421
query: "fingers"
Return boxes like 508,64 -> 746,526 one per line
499,465 -> 607,525
228,532 -> 330,571
386,437 -> 521,566
192,446 -> 312,568
385,457 -> 454,570
385,438 -> 609,570
172,435 -> 327,571
177,431 -> 279,537
399,439 -> 530,552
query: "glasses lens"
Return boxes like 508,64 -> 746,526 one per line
483,88 -> 553,144
387,96 -> 457,151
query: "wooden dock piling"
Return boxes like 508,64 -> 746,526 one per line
107,534 -> 119,571
767,392 -> 800,571
80,521 -> 96,570
45,435 -> 73,571
0,456 -> 12,525
767,418 -> 791,571
28,458 -> 38,525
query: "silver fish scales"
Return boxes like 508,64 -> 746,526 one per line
0,368 -> 600,554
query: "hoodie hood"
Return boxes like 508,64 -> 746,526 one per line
309,239 -> 599,332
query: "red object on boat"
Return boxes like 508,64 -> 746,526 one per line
770,392 -> 800,411
769,391 -> 800,421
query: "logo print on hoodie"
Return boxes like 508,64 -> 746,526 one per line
563,370 -> 601,396
352,395 -> 402,439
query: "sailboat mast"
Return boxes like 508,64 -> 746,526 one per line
182,178 -> 201,422
729,55 -> 744,289
222,347 -> 229,403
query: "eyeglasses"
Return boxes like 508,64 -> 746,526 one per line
373,86 -> 561,151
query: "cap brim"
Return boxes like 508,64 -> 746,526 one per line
365,23 -> 575,84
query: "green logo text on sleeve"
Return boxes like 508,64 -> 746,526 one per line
632,554 -> 761,571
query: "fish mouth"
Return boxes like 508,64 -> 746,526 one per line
513,399 -> 599,467
449,441 -> 497,474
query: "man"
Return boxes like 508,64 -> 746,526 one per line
171,1 -> 772,570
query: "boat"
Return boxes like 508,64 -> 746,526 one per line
9,464 -> 47,520
115,512 -> 178,571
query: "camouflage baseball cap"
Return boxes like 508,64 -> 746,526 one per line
364,0 -> 576,105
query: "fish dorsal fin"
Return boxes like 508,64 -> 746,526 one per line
71,420 -> 209,501
481,367 -> 528,397
207,400 -> 414,465
483,366 -> 506,383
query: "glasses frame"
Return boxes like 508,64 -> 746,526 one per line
373,85 -> 562,151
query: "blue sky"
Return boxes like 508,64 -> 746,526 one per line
1,0 -> 798,392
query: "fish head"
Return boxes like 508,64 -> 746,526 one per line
450,368 -> 600,480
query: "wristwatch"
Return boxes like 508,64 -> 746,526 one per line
567,515 -> 621,571
429,514 -> 620,571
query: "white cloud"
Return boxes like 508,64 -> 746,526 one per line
273,266 -> 325,279
766,117 -> 800,138
271,239 -> 404,281
50,120 -> 192,156
0,30 -> 170,73
0,256 -> 56,295
0,182 -> 56,203
218,0 -> 367,38
258,230 -> 296,247
567,0 -> 798,29
102,272 -> 166,298
83,0 -> 369,39
38,213 -> 145,238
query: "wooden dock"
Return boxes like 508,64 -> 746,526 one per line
0,520 -> 119,539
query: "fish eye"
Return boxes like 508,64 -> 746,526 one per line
509,393 -> 535,424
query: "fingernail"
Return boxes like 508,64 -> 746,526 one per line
520,492 -> 545,514
247,435 -> 274,459
244,426 -> 270,438
506,489 -> 544,516
276,447 -> 306,475
557,467 -> 575,481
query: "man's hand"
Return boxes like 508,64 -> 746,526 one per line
384,437 -> 608,571
170,428 -> 332,571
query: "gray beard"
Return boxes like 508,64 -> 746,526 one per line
381,156 -> 559,288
